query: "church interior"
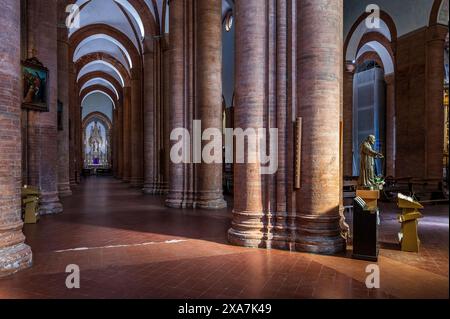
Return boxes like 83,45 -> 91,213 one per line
0,0 -> 448,299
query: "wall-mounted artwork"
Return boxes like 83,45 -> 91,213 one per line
22,57 -> 49,112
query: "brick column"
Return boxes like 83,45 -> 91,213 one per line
156,43 -> 168,195
228,0 -> 268,247
147,41 -> 169,195
26,0 -> 63,215
117,99 -> 124,179
343,64 -> 355,177
166,0 -> 195,208
425,25 -> 447,182
76,100 -> 82,183
385,73 -> 396,177
69,65 -> 77,186
295,0 -> 345,254
0,0 -> 33,277
162,39 -> 171,194
112,107 -> 118,176
143,45 -> 157,194
129,70 -> 144,187
196,0 -> 226,209
122,86 -> 131,182
273,0 -> 289,248
57,7 -> 72,197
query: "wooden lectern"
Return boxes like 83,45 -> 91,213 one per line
22,185 -> 40,224
397,193 -> 423,252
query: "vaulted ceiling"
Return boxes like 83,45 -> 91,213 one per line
71,0 -> 234,112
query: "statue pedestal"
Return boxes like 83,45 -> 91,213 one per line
356,190 -> 380,210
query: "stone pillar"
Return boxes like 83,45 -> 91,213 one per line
273,0 -> 289,248
228,0 -> 268,247
112,107 -> 118,176
69,65 -> 77,186
343,64 -> 355,177
295,0 -> 345,254
26,0 -> 63,215
166,0 -> 195,208
0,0 -> 33,277
122,86 -> 131,182
130,70 -> 144,187
162,38 -> 171,194
385,73 -> 396,177
143,46 -> 157,194
117,99 -> 124,179
196,0 -> 226,209
57,5 -> 72,197
425,25 -> 447,182
76,99 -> 82,183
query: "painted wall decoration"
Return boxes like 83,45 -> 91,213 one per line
21,57 -> 49,112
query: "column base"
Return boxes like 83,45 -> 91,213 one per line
39,191 -> 63,215
228,210 -> 269,248
143,182 -> 168,195
228,227 -> 271,248
295,214 -> 346,254
294,235 -> 346,255
196,197 -> 227,210
165,191 -> 195,208
270,212 -> 292,250
58,182 -> 72,197
129,178 -> 144,188
0,243 -> 32,278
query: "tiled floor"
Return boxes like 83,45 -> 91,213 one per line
0,177 -> 448,299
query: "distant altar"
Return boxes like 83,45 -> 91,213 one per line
84,120 -> 111,169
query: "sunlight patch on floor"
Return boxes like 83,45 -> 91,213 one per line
54,239 -> 188,253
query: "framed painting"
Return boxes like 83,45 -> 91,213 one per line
21,58 -> 49,112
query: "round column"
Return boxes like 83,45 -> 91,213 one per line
196,0 -> 226,209
426,26 -> 447,182
117,99 -> 124,179
69,65 -> 77,186
129,70 -> 144,187
143,47 -> 157,194
166,0 -> 188,208
228,0 -> 268,247
122,86 -> 132,182
295,0 -> 345,254
0,0 -> 33,277
57,7 -> 72,197
343,64 -> 355,177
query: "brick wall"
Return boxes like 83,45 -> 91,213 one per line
395,28 -> 428,179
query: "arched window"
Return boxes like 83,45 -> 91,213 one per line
352,60 -> 386,177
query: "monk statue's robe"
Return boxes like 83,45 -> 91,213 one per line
358,137 -> 383,189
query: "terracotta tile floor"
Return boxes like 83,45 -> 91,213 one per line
0,177 -> 448,299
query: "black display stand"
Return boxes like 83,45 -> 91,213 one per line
352,197 -> 380,261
